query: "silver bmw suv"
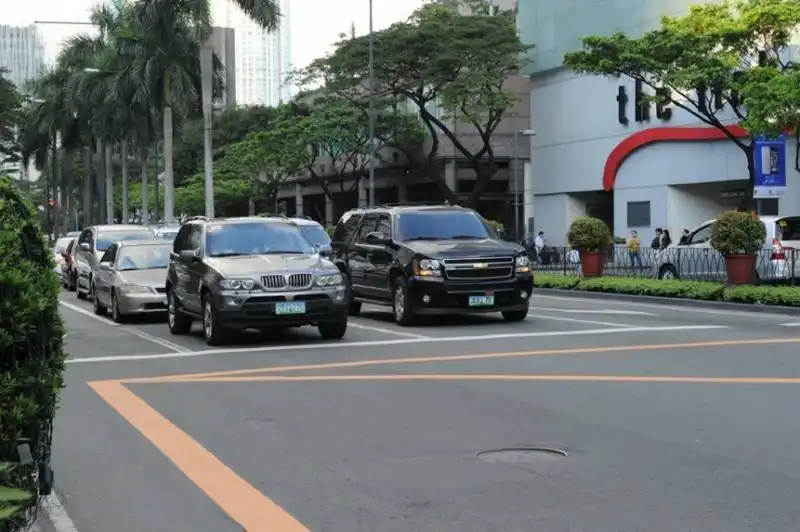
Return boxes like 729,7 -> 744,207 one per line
165,216 -> 348,345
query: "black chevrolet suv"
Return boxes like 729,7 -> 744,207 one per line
331,204 -> 533,325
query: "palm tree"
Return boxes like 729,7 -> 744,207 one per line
121,0 -> 281,221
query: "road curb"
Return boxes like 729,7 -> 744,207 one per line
533,288 -> 800,316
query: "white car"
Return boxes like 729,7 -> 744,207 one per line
654,215 -> 800,282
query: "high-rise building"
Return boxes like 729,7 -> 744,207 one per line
0,24 -> 45,89
211,0 -> 292,106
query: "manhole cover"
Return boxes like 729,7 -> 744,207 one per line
476,447 -> 567,464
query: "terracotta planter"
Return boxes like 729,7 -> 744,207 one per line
725,254 -> 757,285
580,250 -> 606,277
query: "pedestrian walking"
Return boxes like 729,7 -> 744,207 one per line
627,230 -> 644,269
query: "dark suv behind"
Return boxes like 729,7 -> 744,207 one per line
331,204 -> 533,325
166,216 -> 348,345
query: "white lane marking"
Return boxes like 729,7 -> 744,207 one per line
58,300 -> 188,353
348,321 -> 430,338
65,325 -> 727,363
529,306 -> 656,316
526,313 -> 637,328
780,323 -> 800,326
42,492 -> 80,532
535,294 -> 797,319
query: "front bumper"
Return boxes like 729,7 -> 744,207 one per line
214,287 -> 348,329
407,274 -> 533,315
118,290 -> 169,314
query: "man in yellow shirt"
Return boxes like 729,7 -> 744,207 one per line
627,230 -> 643,269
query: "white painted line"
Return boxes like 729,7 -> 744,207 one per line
780,323 -> 800,326
65,325 -> 727,364
529,306 -> 656,316
527,313 -> 637,328
348,321 -> 430,338
59,300 -> 188,353
41,492 -> 80,532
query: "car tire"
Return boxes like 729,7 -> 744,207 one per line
658,264 -> 679,280
167,289 -> 192,335
111,291 -> 126,323
318,318 -> 348,340
392,276 -> 415,326
502,308 -> 529,322
92,284 -> 106,316
343,273 -> 361,316
202,293 -> 226,346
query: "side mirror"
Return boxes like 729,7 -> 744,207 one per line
97,261 -> 110,269
179,249 -> 200,261
79,243 -> 91,252
314,243 -> 333,257
365,232 -> 391,245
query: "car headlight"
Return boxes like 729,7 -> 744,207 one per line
219,278 -> 255,290
315,273 -> 343,286
119,284 -> 154,294
413,258 -> 442,277
516,255 -> 531,272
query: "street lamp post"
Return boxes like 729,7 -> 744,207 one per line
367,0 -> 376,206
513,129 -> 537,240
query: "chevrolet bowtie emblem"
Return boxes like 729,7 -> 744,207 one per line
473,263 -> 489,269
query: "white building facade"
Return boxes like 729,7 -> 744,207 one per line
0,24 -> 45,88
211,0 -> 292,106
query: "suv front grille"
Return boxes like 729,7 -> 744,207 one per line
260,273 -> 314,290
442,256 -> 514,280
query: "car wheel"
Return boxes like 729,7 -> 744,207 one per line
658,264 -> 679,280
202,294 -> 226,346
392,276 -> 415,326
111,291 -> 126,323
502,308 -> 529,322
318,318 -> 348,340
92,284 -> 106,316
167,289 -> 192,335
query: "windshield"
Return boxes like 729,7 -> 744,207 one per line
96,230 -> 154,251
299,225 -> 331,246
777,217 -> 800,241
54,238 -> 72,254
206,222 -> 314,257
395,211 -> 492,241
117,244 -> 171,271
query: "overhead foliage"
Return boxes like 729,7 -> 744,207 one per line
0,70 -> 22,171
297,1 -> 530,206
563,0 -> 800,200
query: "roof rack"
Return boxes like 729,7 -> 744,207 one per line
257,213 -> 288,218
378,201 -> 458,208
186,215 -> 209,222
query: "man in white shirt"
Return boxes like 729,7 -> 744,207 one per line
534,231 -> 545,263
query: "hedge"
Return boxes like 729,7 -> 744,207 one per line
534,273 -> 800,307
0,176 -> 66,530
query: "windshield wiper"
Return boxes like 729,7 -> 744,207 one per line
448,235 -> 484,239
404,237 -> 441,241
211,252 -> 249,257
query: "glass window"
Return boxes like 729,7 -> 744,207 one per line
395,211 -> 491,241
299,225 -> 331,246
96,230 -> 154,252
54,237 -> 72,253
100,246 -> 116,264
375,215 -> 392,237
78,229 -> 92,246
776,217 -> 800,241
332,212 -> 361,244
205,222 -> 314,257
173,225 -> 192,252
689,225 -> 712,245
117,244 -> 172,271
355,215 -> 378,242
626,201 -> 651,228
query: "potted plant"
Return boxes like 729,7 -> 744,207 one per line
567,216 -> 612,277
710,210 -> 766,285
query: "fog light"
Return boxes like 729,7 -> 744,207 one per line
520,291 -> 529,299
422,294 -> 431,304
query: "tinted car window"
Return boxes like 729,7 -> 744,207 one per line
173,225 -> 192,252
299,225 -> 331,246
100,245 -> 116,264
777,217 -> 800,240
117,244 -> 171,270
333,213 -> 361,244
206,222 -> 314,256
395,211 -> 490,241
96,230 -> 153,251
355,215 -> 378,242
375,215 -> 392,237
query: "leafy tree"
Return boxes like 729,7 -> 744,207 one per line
563,0 -> 800,206
298,1 -> 529,206
0,69 -> 22,171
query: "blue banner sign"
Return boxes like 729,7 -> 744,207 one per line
753,135 -> 786,198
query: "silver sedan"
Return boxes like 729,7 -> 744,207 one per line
91,240 -> 171,322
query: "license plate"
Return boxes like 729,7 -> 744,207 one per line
468,295 -> 495,307
275,301 -> 306,315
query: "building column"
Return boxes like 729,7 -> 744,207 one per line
358,178 -> 367,207
325,196 -> 333,226
294,183 -> 303,217
397,180 -> 408,203
445,160 -> 457,194
523,160 -> 534,238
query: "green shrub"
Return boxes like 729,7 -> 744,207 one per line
567,216 -> 611,252
325,225 -> 335,237
710,210 -> 766,255
0,176 -> 66,531
579,277 -> 725,300
724,285 -> 800,306
534,274 -> 581,289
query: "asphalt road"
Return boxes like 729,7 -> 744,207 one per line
50,289 -> 800,532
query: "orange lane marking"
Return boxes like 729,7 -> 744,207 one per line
88,381 -> 309,532
120,337 -> 800,384
139,374 -> 800,384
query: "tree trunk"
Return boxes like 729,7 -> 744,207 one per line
465,163 -> 497,209
121,142 -> 129,223
140,148 -> 149,225
248,198 -> 256,215
95,139 -> 105,224
83,147 -> 92,228
162,74 -> 175,222
105,144 -> 114,224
